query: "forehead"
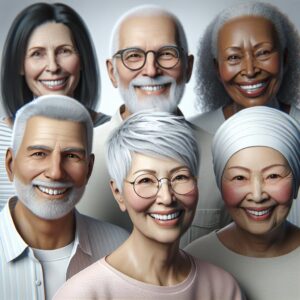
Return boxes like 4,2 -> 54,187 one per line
119,14 -> 178,49
218,16 -> 278,45
20,116 -> 87,150
27,22 -> 74,47
226,146 -> 288,168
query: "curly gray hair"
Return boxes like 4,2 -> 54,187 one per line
195,1 -> 300,112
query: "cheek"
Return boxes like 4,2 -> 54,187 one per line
178,187 -> 198,209
222,182 -> 246,207
62,56 -> 81,75
268,181 -> 293,204
218,62 -> 239,83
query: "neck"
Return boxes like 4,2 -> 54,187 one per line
13,200 -> 75,250
107,227 -> 190,285
219,222 -> 298,257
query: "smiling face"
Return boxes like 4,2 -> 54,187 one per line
111,153 -> 198,244
216,16 -> 284,108
222,147 -> 293,236
6,116 -> 93,220
23,22 -> 81,97
107,14 -> 193,116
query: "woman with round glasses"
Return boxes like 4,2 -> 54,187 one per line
186,106 -> 300,300
54,111 -> 243,299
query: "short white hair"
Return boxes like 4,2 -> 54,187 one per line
195,1 -> 300,112
12,95 -> 93,155
106,111 -> 199,191
109,5 -> 189,57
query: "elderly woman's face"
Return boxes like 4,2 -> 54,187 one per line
216,16 -> 284,108
221,147 -> 293,236
116,152 -> 198,244
23,22 -> 81,98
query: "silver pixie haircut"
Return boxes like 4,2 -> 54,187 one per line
195,1 -> 300,112
106,111 -> 199,191
12,95 -> 93,155
109,5 -> 189,57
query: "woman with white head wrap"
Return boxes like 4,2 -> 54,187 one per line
186,106 -> 300,300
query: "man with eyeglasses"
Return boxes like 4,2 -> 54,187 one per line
78,5 -> 231,247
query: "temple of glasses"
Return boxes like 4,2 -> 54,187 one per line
113,45 -> 182,71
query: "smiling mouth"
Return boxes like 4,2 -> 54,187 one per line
37,185 -> 69,196
237,80 -> 269,97
40,78 -> 68,89
135,83 -> 170,93
149,210 -> 182,221
244,206 -> 274,219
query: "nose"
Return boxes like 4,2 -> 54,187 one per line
46,52 -> 60,73
250,176 -> 267,203
242,54 -> 259,78
141,51 -> 161,77
156,178 -> 174,205
44,152 -> 65,180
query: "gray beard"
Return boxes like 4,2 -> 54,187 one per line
118,75 -> 185,114
14,177 -> 85,220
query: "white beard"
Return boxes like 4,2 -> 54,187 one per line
14,177 -> 85,220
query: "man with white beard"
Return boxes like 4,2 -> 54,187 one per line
78,5 -> 230,246
0,95 -> 128,300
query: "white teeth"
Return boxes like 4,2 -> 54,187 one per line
41,79 -> 66,87
246,208 -> 271,216
150,211 -> 180,221
240,82 -> 265,91
139,85 -> 164,91
38,186 -> 67,195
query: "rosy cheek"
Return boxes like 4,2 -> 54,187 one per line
178,187 -> 198,209
222,182 -> 246,207
268,181 -> 293,204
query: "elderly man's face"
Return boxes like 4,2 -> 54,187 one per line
6,116 -> 93,220
107,14 -> 193,115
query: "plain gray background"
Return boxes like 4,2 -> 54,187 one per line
1,0 -> 299,117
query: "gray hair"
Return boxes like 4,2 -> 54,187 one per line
195,1 -> 300,112
106,111 -> 199,191
109,5 -> 189,59
12,95 -> 93,155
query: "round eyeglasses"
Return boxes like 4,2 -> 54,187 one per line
113,46 -> 182,71
125,170 -> 197,199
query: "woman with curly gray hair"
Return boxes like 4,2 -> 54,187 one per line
190,1 -> 300,225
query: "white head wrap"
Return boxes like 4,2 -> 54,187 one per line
212,106 -> 300,198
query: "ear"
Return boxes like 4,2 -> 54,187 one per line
185,54 -> 194,83
86,153 -> 95,182
106,59 -> 118,88
110,180 -> 127,212
5,148 -> 15,182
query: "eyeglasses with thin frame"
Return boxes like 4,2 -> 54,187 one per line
124,169 -> 197,199
113,45 -> 183,71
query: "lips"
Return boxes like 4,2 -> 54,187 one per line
40,78 -> 68,90
244,206 -> 274,220
236,80 -> 269,98
149,210 -> 182,221
36,185 -> 69,196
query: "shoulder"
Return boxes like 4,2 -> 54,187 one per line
184,231 -> 217,256
289,104 -> 300,120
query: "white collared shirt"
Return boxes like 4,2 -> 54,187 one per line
0,197 -> 129,300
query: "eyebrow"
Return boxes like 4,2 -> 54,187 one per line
226,164 -> 288,172
132,166 -> 188,176
27,145 -> 86,155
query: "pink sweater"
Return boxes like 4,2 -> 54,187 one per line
54,252 -> 244,299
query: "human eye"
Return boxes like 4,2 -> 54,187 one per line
267,173 -> 280,179
227,54 -> 241,64
57,46 -> 75,56
135,175 -> 156,186
64,152 -> 83,162
255,48 -> 272,60
158,47 -> 178,60
172,171 -> 192,183
29,49 -> 45,59
30,151 -> 47,158
232,175 -> 246,181
123,49 -> 144,62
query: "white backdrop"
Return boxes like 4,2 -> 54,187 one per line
1,0 -> 300,117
